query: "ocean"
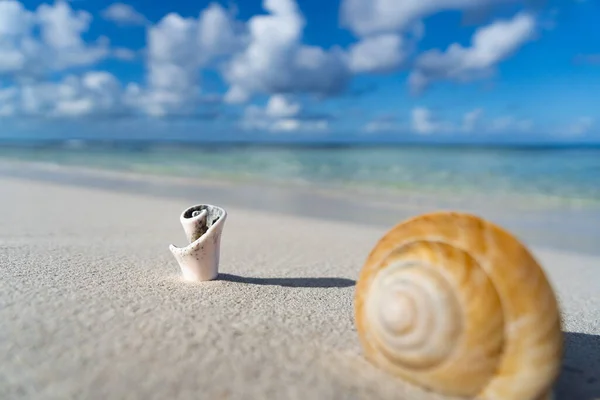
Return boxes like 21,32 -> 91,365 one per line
1,140 -> 599,208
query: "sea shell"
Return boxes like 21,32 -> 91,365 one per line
169,204 -> 227,282
354,211 -> 563,400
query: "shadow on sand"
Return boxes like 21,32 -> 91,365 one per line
556,331 -> 600,400
218,273 -> 356,288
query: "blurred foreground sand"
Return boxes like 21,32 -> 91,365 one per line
0,177 -> 598,399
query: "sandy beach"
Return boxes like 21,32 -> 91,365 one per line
1,170 -> 598,400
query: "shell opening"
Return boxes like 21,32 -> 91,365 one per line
182,204 -> 224,243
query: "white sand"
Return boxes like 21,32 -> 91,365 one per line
0,177 -> 598,400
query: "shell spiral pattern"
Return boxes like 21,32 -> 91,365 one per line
354,211 -> 563,400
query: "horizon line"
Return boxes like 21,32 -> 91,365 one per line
1,137 -> 600,149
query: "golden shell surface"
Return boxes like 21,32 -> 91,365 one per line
354,211 -> 563,400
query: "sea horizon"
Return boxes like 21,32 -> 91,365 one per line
2,137 -> 600,149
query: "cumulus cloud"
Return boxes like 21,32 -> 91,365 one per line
138,13 -> 202,116
37,1 -> 110,70
357,107 -> 452,135
265,95 -> 301,118
409,12 -> 536,92
101,3 -> 148,26
347,33 -> 405,73
411,107 -> 456,134
0,1 -> 36,75
131,3 -> 245,117
0,86 -> 19,117
0,0 -> 109,77
197,3 -> 245,60
0,1 -> 249,119
0,71 -> 132,118
340,0 -> 500,37
223,0 -> 351,104
241,97 -> 329,133
407,107 -> 528,135
0,0 -> 552,134
340,0 -> 538,81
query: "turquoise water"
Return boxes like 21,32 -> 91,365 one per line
1,141 -> 599,206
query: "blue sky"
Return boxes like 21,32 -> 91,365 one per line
0,0 -> 598,142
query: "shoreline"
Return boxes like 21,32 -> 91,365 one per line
1,160 -> 599,256
2,158 -> 600,211
1,156 -> 599,210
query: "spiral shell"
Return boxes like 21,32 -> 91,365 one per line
354,211 -> 563,400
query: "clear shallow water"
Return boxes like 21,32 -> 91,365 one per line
1,140 -> 599,207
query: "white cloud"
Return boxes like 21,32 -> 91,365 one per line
340,0 -> 504,37
223,86 -> 250,104
223,0 -> 350,104
277,118 -> 329,132
0,86 -> 19,117
0,1 -> 36,74
265,95 -> 300,118
37,1 -> 109,70
340,1 -> 537,81
0,1 -> 245,119
140,13 -> 201,117
411,107 -> 455,134
348,33 -> 405,73
241,100 -> 329,133
128,4 -> 244,117
412,107 -> 436,134
409,12 -> 536,92
0,0 -> 561,136
1,71 -> 131,118
408,107 -> 536,135
0,0 -> 109,77
101,3 -> 148,26
364,108 -> 487,135
0,1 -> 35,37
197,3 -> 245,62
